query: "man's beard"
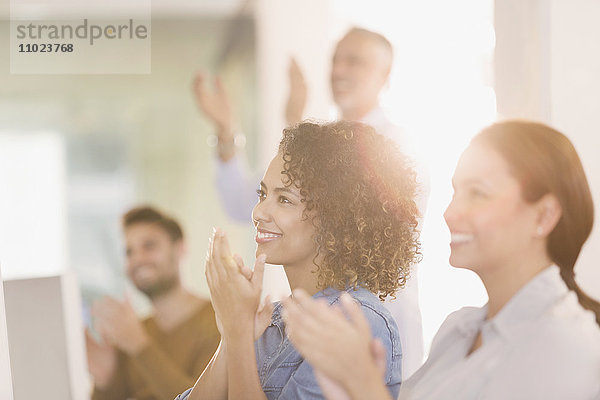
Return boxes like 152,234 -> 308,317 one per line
137,275 -> 179,300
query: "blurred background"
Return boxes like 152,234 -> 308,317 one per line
0,0 -> 599,397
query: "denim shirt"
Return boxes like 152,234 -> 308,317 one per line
175,286 -> 402,400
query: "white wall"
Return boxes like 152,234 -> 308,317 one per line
494,0 -> 600,301
549,0 -> 600,300
254,0 -> 332,164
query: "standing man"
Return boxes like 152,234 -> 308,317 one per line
193,27 -> 427,379
86,206 -> 220,400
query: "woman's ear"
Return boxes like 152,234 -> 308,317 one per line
534,194 -> 562,238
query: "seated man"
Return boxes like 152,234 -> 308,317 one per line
86,206 -> 220,400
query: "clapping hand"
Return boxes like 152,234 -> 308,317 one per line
206,229 -> 273,341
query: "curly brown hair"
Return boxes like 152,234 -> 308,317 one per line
278,120 -> 421,300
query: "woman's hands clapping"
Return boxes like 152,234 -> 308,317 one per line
206,228 -> 273,341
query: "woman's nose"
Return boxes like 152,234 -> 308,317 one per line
252,199 -> 271,226
443,198 -> 460,227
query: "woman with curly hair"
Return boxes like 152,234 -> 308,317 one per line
175,120 -> 421,400
282,120 -> 600,400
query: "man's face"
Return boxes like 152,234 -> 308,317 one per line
124,222 -> 182,299
330,32 -> 391,113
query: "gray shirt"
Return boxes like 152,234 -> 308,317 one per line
399,265 -> 600,400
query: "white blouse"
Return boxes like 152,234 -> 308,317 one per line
399,265 -> 600,400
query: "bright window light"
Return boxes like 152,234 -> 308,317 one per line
0,131 -> 67,280
332,0 -> 496,353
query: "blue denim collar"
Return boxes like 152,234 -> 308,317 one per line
270,286 -> 373,327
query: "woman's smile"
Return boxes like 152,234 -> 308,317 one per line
251,155 -> 317,268
255,228 -> 283,244
449,232 -> 474,246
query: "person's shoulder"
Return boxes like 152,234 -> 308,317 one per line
428,306 -> 484,350
372,111 -> 412,144
191,297 -> 217,319
343,288 -> 400,340
441,306 -> 484,330
537,293 -> 600,356
493,298 -> 600,398
343,287 -> 403,385
510,293 -> 600,376
171,297 -> 218,332
321,287 -> 397,332
341,287 -> 388,314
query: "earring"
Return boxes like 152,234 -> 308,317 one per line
536,226 -> 544,236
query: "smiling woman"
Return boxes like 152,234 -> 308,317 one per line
272,120 -> 420,299
252,156 -> 318,272
175,120 -> 421,400
279,120 -> 600,400
398,121 -> 600,399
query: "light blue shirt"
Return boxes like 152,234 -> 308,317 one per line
215,154 -> 261,223
175,286 -> 403,400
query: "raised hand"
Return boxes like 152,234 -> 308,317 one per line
229,252 -> 274,338
205,228 -> 268,341
192,72 -> 234,132
192,72 -> 237,161
285,58 -> 307,125
311,339 -> 387,400
85,328 -> 117,389
92,296 -> 149,355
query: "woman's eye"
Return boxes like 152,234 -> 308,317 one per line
278,196 -> 291,204
469,188 -> 487,199
256,189 -> 266,200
